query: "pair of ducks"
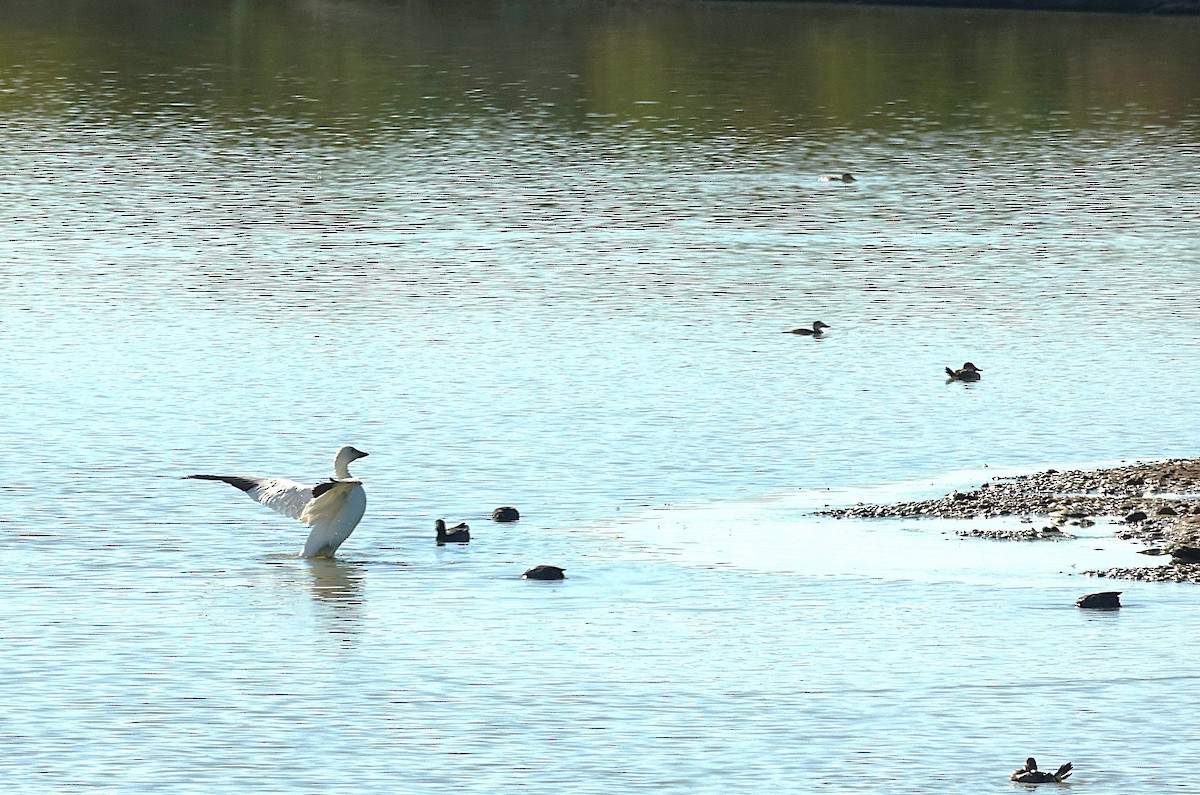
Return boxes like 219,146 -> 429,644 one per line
434,505 -> 520,543
786,322 -> 984,383
436,505 -> 522,542
1011,758 -> 1072,784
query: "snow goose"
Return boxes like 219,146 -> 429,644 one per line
187,445 -> 369,558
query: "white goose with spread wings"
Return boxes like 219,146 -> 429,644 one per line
187,445 -> 369,558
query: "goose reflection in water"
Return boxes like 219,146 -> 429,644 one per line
306,557 -> 366,606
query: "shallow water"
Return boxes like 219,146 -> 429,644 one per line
2,1 -> 1200,792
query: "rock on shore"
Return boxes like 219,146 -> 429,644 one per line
820,459 -> 1200,582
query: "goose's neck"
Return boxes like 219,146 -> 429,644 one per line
334,452 -> 354,479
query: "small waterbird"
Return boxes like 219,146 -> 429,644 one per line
435,519 -> 471,544
1010,758 -> 1072,784
945,362 -> 982,381
785,321 -> 830,336
1076,591 -> 1121,609
523,565 -> 566,580
819,172 -> 856,183
186,445 -> 368,558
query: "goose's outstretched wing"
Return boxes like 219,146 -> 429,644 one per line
187,474 -> 314,521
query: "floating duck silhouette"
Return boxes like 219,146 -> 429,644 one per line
945,362 -> 982,382
1076,591 -> 1121,609
435,518 -> 470,544
785,321 -> 830,336
819,172 -> 856,183
492,506 -> 520,522
523,565 -> 565,580
1010,758 -> 1072,784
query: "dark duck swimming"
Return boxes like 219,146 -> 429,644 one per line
492,506 -> 520,522
945,362 -> 982,381
1010,758 -> 1072,784
523,565 -> 566,580
435,518 -> 470,544
786,321 -> 829,336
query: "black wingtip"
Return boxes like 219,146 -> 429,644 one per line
186,474 -> 258,492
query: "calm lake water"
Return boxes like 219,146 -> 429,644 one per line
3,1 -> 1200,792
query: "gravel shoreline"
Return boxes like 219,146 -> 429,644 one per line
819,459 -> 1200,582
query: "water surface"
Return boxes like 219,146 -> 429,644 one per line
2,1 -> 1200,792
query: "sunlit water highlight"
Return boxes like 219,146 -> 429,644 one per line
2,1 -> 1200,792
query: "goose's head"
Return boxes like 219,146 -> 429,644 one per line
334,445 -> 369,478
